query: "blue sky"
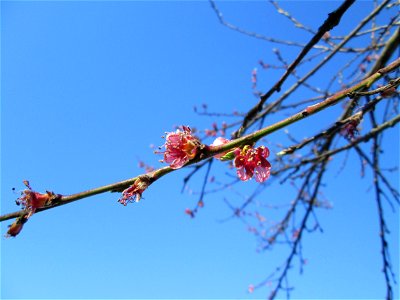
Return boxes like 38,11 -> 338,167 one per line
1,1 -> 399,299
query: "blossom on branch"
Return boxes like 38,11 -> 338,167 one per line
118,177 -> 150,206
210,137 -> 231,159
234,145 -> 271,183
16,180 -> 59,218
160,126 -> 202,169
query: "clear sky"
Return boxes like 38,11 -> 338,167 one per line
1,1 -> 399,299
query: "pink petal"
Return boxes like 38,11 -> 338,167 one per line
211,137 -> 230,147
170,156 -> 189,169
244,165 -> 254,179
234,156 -> 245,168
237,167 -> 252,181
254,166 -> 270,183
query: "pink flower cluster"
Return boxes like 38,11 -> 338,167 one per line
7,180 -> 60,237
234,145 -> 271,182
211,137 -> 271,183
161,126 -> 201,169
119,126 -> 271,209
15,180 -> 57,217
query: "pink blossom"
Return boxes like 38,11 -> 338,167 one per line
118,177 -> 150,206
16,180 -> 58,217
162,126 -> 201,169
233,146 -> 271,183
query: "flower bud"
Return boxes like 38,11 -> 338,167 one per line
210,137 -> 231,160
6,217 -> 28,238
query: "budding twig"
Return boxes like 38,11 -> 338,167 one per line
1,57 -> 399,223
